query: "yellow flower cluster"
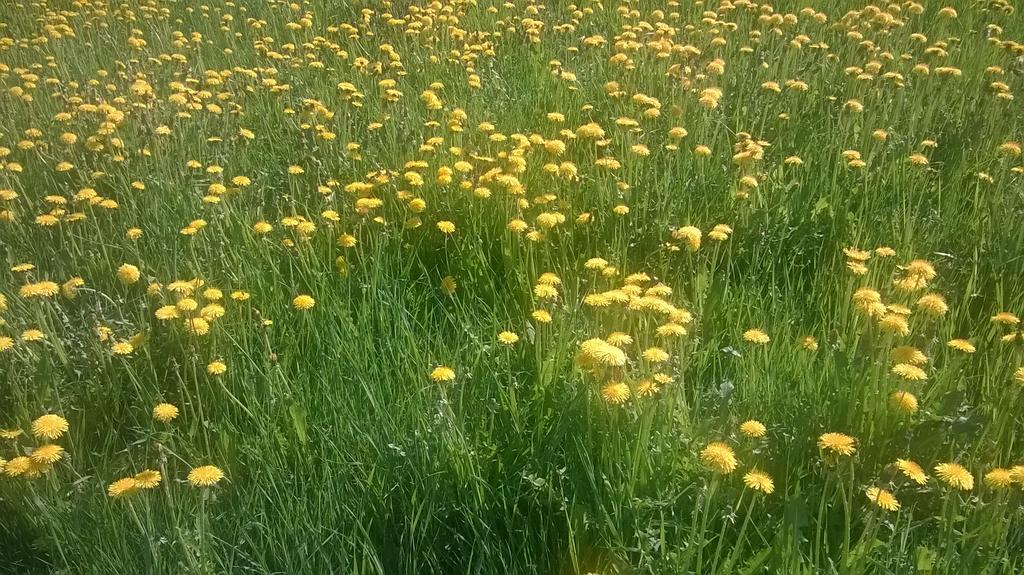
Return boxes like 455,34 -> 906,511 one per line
0,0 -> 1022,569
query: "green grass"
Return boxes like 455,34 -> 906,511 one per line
1,0 -> 1024,573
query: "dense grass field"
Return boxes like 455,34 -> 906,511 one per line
1,0 -> 1024,572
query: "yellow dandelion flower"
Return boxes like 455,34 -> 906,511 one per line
895,459 -> 928,485
200,304 -> 225,321
635,380 -> 659,397
844,248 -> 872,261
430,366 -> 456,382
701,442 -> 738,475
537,273 -> 562,286
670,309 -> 694,324
153,403 -> 179,423
890,346 -> 927,366
740,420 -> 767,438
32,414 -> 69,440
708,224 -> 733,241
184,317 -> 210,336
916,293 -> 948,317
30,444 -> 64,464
577,339 -> 628,368
846,261 -> 868,276
888,304 -> 913,316
878,314 -> 910,337
61,277 -> 85,298
743,470 -> 775,494
642,347 -> 669,363
576,122 -> 605,139
866,487 -> 900,511
20,281 -> 60,298
111,342 -> 134,355
117,264 -> 141,284
891,363 -> 927,381
167,281 -> 196,296
991,312 -> 1020,326
4,457 -> 32,477
743,328 -> 770,344
818,432 -> 856,456
992,137 -> 1021,156
656,323 -> 687,337
293,294 -> 315,311
934,463 -> 973,490
498,331 -> 519,345
533,284 -> 559,300
852,288 -> 883,315
672,226 -> 701,251
176,298 -> 199,312
108,478 -> 139,498
155,305 -> 179,320
984,468 -> 1013,489
889,391 -> 919,414
904,260 -> 937,280
601,381 -> 631,404
507,219 -> 529,233
22,329 -> 46,342
134,469 -> 162,489
947,339 -> 975,353
908,153 -> 929,166
188,465 -> 225,487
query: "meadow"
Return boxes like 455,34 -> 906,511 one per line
1,0 -> 1024,572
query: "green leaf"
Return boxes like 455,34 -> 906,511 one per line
739,547 -> 772,575
916,546 -> 937,572
289,403 -> 308,444
812,197 -> 832,218
844,538 -> 884,570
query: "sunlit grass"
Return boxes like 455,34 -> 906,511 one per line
1,0 -> 1024,573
